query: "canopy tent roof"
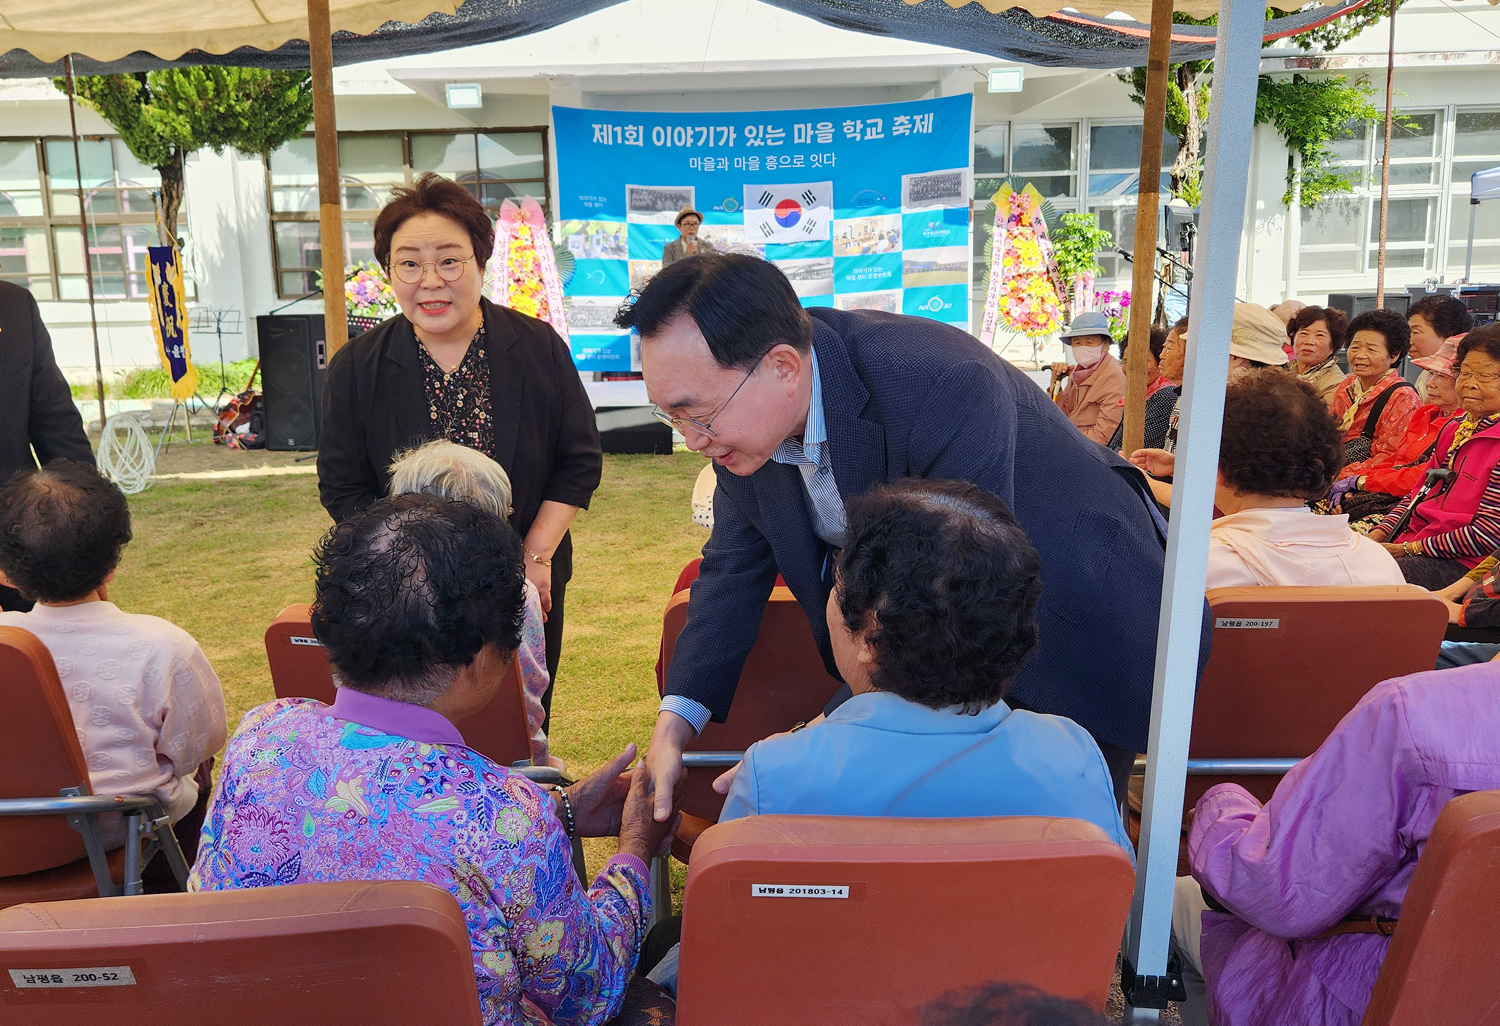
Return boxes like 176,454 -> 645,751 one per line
1475,165 -> 1500,202
0,0 -> 1373,76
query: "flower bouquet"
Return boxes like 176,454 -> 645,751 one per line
978,183 -> 1065,345
492,196 -> 570,339
1096,289 -> 1132,343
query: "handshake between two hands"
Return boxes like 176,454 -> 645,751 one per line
559,742 -> 682,865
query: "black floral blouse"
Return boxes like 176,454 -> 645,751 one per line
417,323 -> 494,459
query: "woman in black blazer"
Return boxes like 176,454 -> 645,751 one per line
317,173 -> 602,721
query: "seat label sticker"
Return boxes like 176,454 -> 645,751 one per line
1214,618 -> 1280,629
751,884 -> 849,899
289,635 -> 325,646
9,967 -> 137,988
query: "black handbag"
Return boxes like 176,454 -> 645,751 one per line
1343,380 -> 1417,465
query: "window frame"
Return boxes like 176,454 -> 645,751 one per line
265,126 -> 552,299
0,134 -> 187,302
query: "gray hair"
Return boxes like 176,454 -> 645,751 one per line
388,440 -> 513,518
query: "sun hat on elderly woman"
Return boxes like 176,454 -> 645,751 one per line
1058,311 -> 1113,341
1411,336 -> 1463,378
1229,303 -> 1291,366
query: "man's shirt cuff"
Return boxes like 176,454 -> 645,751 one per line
659,695 -> 712,734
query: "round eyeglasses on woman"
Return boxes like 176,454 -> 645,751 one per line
389,254 -> 476,285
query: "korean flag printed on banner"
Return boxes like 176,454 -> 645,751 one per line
743,182 -> 832,244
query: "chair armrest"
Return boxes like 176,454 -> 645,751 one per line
1128,756 -> 1300,776
681,751 -> 744,769
514,766 -> 564,785
0,793 -> 157,816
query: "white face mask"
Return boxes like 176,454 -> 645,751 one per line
1071,343 -> 1106,368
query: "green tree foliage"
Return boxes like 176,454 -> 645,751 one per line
57,69 -> 313,248
1118,2 -> 1397,210
1255,74 -> 1382,206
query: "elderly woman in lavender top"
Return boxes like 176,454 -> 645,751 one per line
1170,663 -> 1500,1026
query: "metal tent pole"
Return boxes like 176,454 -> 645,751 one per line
1120,0 -> 1263,1014
1375,0 -> 1397,306
307,0 -> 348,355
1122,0 -> 1176,457
1466,192 -> 1478,281
63,55 -> 107,435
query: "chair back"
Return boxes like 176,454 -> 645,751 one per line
0,627 -> 92,876
265,604 -> 532,767
658,587 -> 842,821
1362,790 -> 1500,1026
1191,586 -> 1447,804
675,815 -> 1135,1025
0,880 -> 483,1024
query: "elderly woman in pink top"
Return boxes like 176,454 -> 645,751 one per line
1171,663 -> 1500,1026
0,461 -> 227,862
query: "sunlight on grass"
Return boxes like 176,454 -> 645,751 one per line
110,451 -> 709,881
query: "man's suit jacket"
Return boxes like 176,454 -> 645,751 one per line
316,300 -> 602,584
665,306 -> 1186,754
660,236 -> 716,267
0,281 -> 94,482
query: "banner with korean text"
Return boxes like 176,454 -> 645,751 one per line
551,96 -> 973,371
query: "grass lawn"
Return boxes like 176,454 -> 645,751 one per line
109,450 -> 708,881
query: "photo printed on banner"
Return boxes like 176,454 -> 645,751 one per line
744,182 -> 832,244
901,168 -> 968,210
626,185 -> 695,225
628,260 -> 660,290
563,295 -> 627,331
775,257 -> 835,297
560,220 -> 629,260
835,290 -> 902,314
902,245 -> 969,288
698,223 -> 766,258
834,215 -> 902,257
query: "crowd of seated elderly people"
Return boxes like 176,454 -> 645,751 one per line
6,298 -> 1500,1026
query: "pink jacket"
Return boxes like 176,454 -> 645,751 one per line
1392,417 -> 1500,565
1188,665 -> 1500,1026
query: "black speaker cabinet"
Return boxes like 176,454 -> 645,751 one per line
257,314 -> 327,451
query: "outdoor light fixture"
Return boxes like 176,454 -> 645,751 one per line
445,82 -> 483,108
987,68 -> 1024,93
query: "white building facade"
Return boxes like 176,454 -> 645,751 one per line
1,0 -> 1497,373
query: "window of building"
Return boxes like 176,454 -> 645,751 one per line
1449,108 -> 1500,275
267,128 -> 549,298
1298,110 -> 1444,278
1087,122 -> 1180,281
0,136 -> 188,301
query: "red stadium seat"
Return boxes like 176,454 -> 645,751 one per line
1362,790 -> 1500,1026
674,815 -> 1135,1024
656,586 -> 842,859
1130,585 -> 1448,871
0,880 -> 483,1024
0,627 -> 187,911
264,604 -> 536,770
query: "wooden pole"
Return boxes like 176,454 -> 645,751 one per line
63,55 -> 108,435
1123,0 -> 1176,457
1375,0 -> 1397,307
307,0 -> 348,353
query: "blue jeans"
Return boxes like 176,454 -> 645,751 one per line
1436,640 -> 1500,669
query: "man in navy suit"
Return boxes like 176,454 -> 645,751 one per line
621,255 -> 1172,820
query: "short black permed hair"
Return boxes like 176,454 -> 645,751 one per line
311,493 -> 526,704
1346,308 -> 1412,364
835,479 -> 1042,713
1408,295 -> 1474,340
0,461 -> 131,603
614,253 -> 812,370
1218,369 -> 1344,499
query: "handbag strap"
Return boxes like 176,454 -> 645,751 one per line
1361,380 -> 1417,441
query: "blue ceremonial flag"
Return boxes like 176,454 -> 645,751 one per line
552,95 -> 973,371
146,245 -> 196,401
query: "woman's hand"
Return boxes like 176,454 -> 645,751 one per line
1050,361 -> 1069,382
710,715 -> 826,795
1435,576 -> 1481,603
618,761 -> 680,864
524,558 -> 552,619
560,743 -> 637,838
1368,529 -> 1389,543
1381,543 -> 1407,558
1326,476 -> 1361,512
1440,597 -> 1467,625
1129,448 -> 1176,479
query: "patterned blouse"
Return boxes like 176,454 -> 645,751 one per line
189,691 -> 649,1026
1327,370 -> 1422,457
419,323 -> 495,459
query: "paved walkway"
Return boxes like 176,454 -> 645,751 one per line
153,464 -> 318,481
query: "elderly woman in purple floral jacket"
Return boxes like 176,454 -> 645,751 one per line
190,495 -> 677,1025
1170,663 -> 1500,1026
